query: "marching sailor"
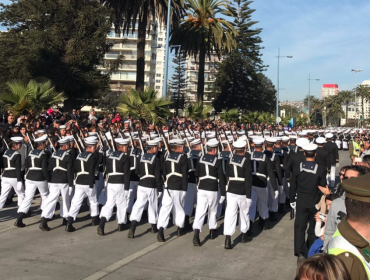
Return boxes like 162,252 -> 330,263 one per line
39,137 -> 74,230
0,137 -> 25,211
65,136 -> 99,232
128,140 -> 162,239
192,139 -> 226,246
127,136 -> 143,214
15,134 -> 50,228
223,140 -> 253,249
157,139 -> 188,242
97,138 -> 131,235
323,133 -> 339,189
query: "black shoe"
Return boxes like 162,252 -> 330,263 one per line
270,212 -> 277,222
241,233 -> 252,243
62,219 -> 67,226
177,227 -> 185,237
247,221 -> 253,237
278,203 -> 285,214
39,217 -> 50,231
65,217 -> 75,232
127,221 -> 136,239
258,217 -> 268,230
92,216 -> 100,226
184,215 -> 191,230
297,254 -> 306,266
97,217 -> 106,236
24,210 -> 32,218
224,235 -> 232,249
157,227 -> 165,242
118,223 -> 127,231
209,229 -> 217,240
151,224 -> 159,233
14,213 -> 26,228
193,229 -> 201,246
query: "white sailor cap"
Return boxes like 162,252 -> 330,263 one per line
105,132 -> 112,141
265,137 -> 277,143
278,132 -> 284,136
302,144 -> 318,151
206,139 -> 219,148
153,137 -> 163,143
325,133 -> 333,139
193,131 -> 199,135
88,132 -> 98,137
298,131 -> 307,137
233,140 -> 246,149
58,138 -> 69,145
59,125 -> 66,129
316,137 -> 326,144
237,131 -> 244,136
10,136 -> 23,143
124,120 -> 130,124
282,136 -> 290,142
67,136 -> 75,143
275,137 -> 282,141
141,137 -> 147,142
289,135 -> 298,139
206,132 -> 216,139
253,138 -> 265,145
239,135 -> 248,141
147,140 -> 159,147
150,133 -> 159,138
169,139 -> 186,145
35,129 -> 46,134
296,138 -> 309,148
255,132 -> 262,136
187,136 -> 194,142
34,134 -> 48,143
285,132 -> 292,135
84,136 -> 98,145
227,136 -> 234,142
190,139 -> 201,145
115,138 -> 129,145
132,131 -> 139,136
247,131 -> 253,136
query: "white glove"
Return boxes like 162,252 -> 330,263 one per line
88,187 -> 96,197
274,190 -> 279,199
16,181 -> 23,192
219,196 -> 225,204
336,163 -> 339,167
157,192 -> 163,199
290,202 -> 296,210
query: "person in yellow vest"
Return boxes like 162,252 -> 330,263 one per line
349,135 -> 362,165
326,173 -> 370,280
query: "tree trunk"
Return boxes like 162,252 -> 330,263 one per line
136,12 -> 147,93
197,48 -> 206,104
345,102 -> 348,124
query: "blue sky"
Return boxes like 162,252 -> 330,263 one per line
1,0 -> 370,101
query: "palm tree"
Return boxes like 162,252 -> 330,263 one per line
187,102 -> 213,120
324,95 -> 344,126
117,87 -> 172,125
100,0 -> 185,92
337,90 -> 354,124
356,85 -> 370,126
219,108 -> 239,122
0,80 -> 67,115
171,0 -> 237,103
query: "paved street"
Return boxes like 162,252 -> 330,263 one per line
0,150 -> 351,280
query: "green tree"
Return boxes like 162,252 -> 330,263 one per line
324,95 -> 344,126
171,0 -> 237,103
356,85 -> 370,126
187,102 -> 213,120
169,51 -> 187,116
212,0 -> 268,111
219,108 -> 240,122
303,95 -> 323,122
117,88 -> 172,125
101,0 -> 185,92
337,90 -> 354,124
0,0 -> 113,112
0,80 -> 67,116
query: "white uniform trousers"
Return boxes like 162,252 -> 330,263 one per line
18,180 -> 48,214
192,189 -> 218,232
100,183 -> 128,224
249,186 -> 269,222
184,183 -> 197,216
329,165 -> 336,188
41,183 -> 70,219
267,180 -> 278,212
68,184 -> 99,220
127,181 -> 139,213
343,141 -> 348,150
130,186 -> 158,224
0,177 -> 25,210
223,193 -> 252,236
157,189 -> 185,229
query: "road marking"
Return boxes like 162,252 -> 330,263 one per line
82,235 -> 178,280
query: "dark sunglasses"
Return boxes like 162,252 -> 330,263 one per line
339,172 -> 345,177
343,176 -> 355,180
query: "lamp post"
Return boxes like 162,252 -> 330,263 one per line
308,73 -> 320,122
162,0 -> 172,99
276,48 -> 293,125
351,69 -> 363,128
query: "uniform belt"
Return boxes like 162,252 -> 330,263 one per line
164,172 -> 182,188
229,177 -> 245,181
252,172 -> 267,178
140,174 -> 155,179
199,175 -> 217,181
76,171 -> 89,177
4,167 -> 15,170
108,172 -> 124,176
53,167 -> 67,172
29,167 -> 42,170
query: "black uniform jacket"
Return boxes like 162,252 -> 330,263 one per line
74,151 -> 98,188
315,147 -> 331,171
163,152 -> 188,191
105,150 -> 130,190
226,153 -> 252,198
188,149 -> 202,184
323,141 -> 339,165
25,149 -> 50,182
250,151 -> 278,191
49,149 -> 74,186
135,152 -> 163,192
2,149 -> 22,181
264,150 -> 283,186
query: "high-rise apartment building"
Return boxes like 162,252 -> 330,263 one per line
154,26 -> 166,97
321,84 -> 338,99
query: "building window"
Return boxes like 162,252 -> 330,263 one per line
156,80 -> 161,83
158,38 -> 163,41
156,86 -> 161,89
156,74 -> 161,77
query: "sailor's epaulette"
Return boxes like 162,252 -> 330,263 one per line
263,150 -> 275,160
52,149 -> 68,160
141,153 -> 156,164
273,147 -> 283,156
230,154 -> 246,167
300,161 -> 318,174
251,151 -> 266,161
77,151 -> 92,162
190,149 -> 202,159
199,154 -> 217,166
183,147 -> 190,155
29,149 -> 45,158
3,149 -> 19,159
166,152 -> 181,163
219,151 -> 231,160
109,150 -> 124,160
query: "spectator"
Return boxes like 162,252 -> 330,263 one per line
360,155 -> 370,169
88,110 -> 97,124
295,254 -> 350,280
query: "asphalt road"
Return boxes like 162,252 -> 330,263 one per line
0,150 -> 351,280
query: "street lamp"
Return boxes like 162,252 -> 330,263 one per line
276,48 -> 293,125
351,69 -> 363,128
308,73 -> 320,120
